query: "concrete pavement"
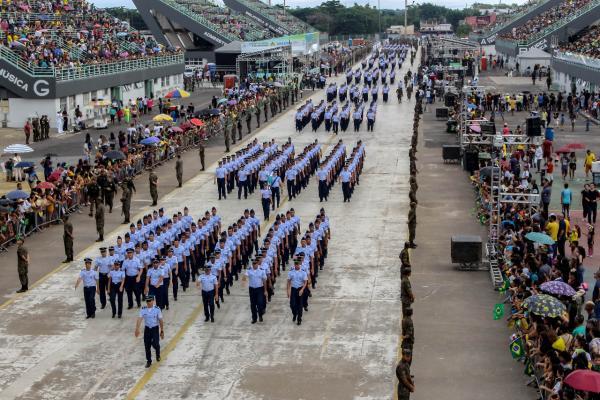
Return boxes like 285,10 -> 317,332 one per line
0,55 -> 414,399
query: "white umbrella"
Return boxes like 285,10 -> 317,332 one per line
3,144 -> 34,154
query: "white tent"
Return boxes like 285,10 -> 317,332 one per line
516,47 -> 552,71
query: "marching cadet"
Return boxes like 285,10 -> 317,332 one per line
214,160 -> 227,200
261,185 -> 272,221
175,154 -> 183,187
123,248 -> 143,308
94,247 -> 112,309
120,178 -> 135,224
382,84 -> 390,103
108,260 -> 125,318
160,256 -> 172,310
271,172 -> 281,210
243,258 -> 267,324
198,142 -> 205,171
62,215 -> 74,263
401,266 -> 414,313
367,108 -> 375,132
95,201 -> 105,242
401,306 -> 414,352
75,257 -> 99,319
135,295 -> 164,368
396,349 -> 415,399
287,258 -> 308,325
407,202 -> 417,248
399,241 -> 411,268
149,168 -> 159,206
339,165 -> 352,202
197,266 -> 218,322
166,247 -> 180,301
145,258 -> 164,309
353,108 -> 362,132
332,112 -> 340,134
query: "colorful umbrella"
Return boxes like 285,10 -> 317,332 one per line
227,99 -> 238,105
3,144 -> 33,154
141,137 -> 160,145
153,114 -> 173,122
164,88 -> 190,99
217,98 -> 228,105
15,161 -> 35,168
170,127 -> 184,133
189,118 -> 204,127
37,181 -> 55,190
524,232 -> 555,245
564,369 -> 600,393
6,190 -> 30,200
523,294 -> 566,318
47,168 -> 64,182
540,281 -> 577,297
103,150 -> 126,160
469,124 -> 481,133
567,143 -> 586,150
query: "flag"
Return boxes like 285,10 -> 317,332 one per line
509,337 -> 524,359
524,359 -> 534,376
493,303 -> 504,320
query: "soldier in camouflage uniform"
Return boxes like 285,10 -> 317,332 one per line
401,306 -> 414,353
396,349 -> 415,399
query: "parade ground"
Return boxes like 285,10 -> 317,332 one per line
0,54 -> 413,399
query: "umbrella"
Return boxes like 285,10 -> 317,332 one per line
217,98 -> 228,105
6,190 -> 30,200
227,99 -> 237,105
523,294 -> 566,318
15,161 -> 34,168
564,369 -> 600,393
556,146 -> 571,154
190,119 -> 204,127
540,281 -> 577,297
47,168 -> 64,182
170,127 -> 184,133
479,166 -> 500,180
524,232 -> 555,245
164,88 -> 190,99
195,108 -> 220,117
3,144 -> 33,154
567,143 -> 586,150
153,114 -> 173,122
140,137 -> 160,145
37,181 -> 55,190
469,124 -> 481,133
103,150 -> 126,160
0,199 -> 11,206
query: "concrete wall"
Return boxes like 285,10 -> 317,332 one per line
553,68 -> 599,93
5,73 -> 183,129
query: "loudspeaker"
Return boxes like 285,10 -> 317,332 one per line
444,93 -> 456,107
442,144 -> 461,161
481,121 -> 496,135
463,149 -> 479,172
451,235 -> 482,264
526,117 -> 541,137
436,107 -> 449,118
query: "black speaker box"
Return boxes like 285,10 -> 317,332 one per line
451,235 -> 482,264
481,121 -> 496,135
526,117 -> 541,136
436,107 -> 449,118
463,149 -> 479,172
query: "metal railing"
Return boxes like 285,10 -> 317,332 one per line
53,53 -> 184,81
158,0 -> 238,42
553,50 -> 600,70
0,45 -> 56,77
476,0 -> 549,37
233,0 -> 315,33
509,0 -> 600,45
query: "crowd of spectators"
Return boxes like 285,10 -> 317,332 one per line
0,0 -> 179,71
235,0 -> 314,34
499,0 -> 593,41
559,25 -> 600,59
176,0 -> 273,41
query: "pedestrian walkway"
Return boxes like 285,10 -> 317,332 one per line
0,54 -> 414,399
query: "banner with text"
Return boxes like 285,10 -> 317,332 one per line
241,32 -> 320,56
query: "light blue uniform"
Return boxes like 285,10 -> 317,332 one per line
199,274 -> 218,291
246,268 -> 266,288
139,305 -> 162,328
80,269 -> 98,287
288,269 -> 307,288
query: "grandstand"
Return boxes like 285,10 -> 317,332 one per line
0,0 -> 184,129
134,0 -> 316,63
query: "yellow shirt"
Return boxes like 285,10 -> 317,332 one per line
546,221 -> 559,241
585,153 -> 596,166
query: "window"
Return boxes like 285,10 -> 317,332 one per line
59,97 -> 67,112
83,92 -> 91,105
68,95 -> 76,110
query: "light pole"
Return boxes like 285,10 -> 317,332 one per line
404,0 -> 408,33
378,0 -> 381,40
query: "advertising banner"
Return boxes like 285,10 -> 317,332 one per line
241,32 -> 320,56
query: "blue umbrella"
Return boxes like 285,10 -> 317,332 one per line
525,231 -> 555,245
15,161 -> 34,168
140,137 -> 160,145
6,190 -> 29,200
540,281 -> 577,297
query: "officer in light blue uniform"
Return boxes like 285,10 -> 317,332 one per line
261,185 -> 272,221
94,247 -> 112,310
214,161 -> 227,200
75,257 -> 98,319
145,258 -> 164,309
287,258 -> 308,325
237,164 -> 248,200
122,248 -> 143,308
197,266 -> 218,322
340,165 -> 352,202
135,295 -> 164,368
159,256 -> 171,310
270,173 -> 281,210
108,260 -> 125,318
244,259 -> 267,324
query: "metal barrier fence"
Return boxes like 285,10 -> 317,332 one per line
0,130 -> 202,252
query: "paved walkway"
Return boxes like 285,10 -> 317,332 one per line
0,55 -> 414,399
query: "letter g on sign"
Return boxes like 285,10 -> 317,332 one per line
33,80 -> 50,97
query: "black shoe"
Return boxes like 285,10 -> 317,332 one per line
259,315 -> 263,322
157,356 -> 161,362
226,287 -> 230,295
118,315 -> 122,318
304,306 -> 308,312
292,315 -> 297,322
16,288 -> 27,293
86,316 -> 90,319
166,305 -> 169,310
174,297 -> 177,301
297,320 -> 302,325
251,320 -> 257,324
205,317 -> 209,322
61,259 -> 70,263
112,314 -> 116,318
101,305 -> 106,309
91,314 -> 95,318
127,306 -> 133,310
211,317 -> 214,323
145,362 -> 152,368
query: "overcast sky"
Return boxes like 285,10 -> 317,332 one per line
91,0 -> 527,10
